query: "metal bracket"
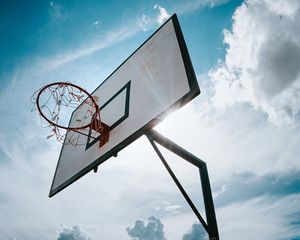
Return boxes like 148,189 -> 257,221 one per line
91,120 -> 110,147
99,122 -> 110,147
146,129 -> 219,240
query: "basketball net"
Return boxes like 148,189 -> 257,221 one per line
31,82 -> 109,147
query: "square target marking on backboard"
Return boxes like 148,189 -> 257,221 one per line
85,80 -> 131,150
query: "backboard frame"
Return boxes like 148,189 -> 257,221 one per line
49,14 -> 200,197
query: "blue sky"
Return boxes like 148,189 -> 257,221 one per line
0,0 -> 300,239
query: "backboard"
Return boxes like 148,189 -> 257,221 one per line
49,14 -> 200,197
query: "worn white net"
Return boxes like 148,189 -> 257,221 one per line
31,82 -> 102,146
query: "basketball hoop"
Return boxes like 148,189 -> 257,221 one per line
31,82 -> 110,147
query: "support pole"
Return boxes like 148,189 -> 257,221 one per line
147,134 -> 209,233
146,129 -> 219,240
199,164 -> 219,240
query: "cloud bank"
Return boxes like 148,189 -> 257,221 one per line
182,223 -> 206,240
127,216 -> 166,240
209,0 -> 300,124
57,225 -> 90,240
129,192 -> 300,240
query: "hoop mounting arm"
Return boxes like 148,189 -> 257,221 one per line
91,119 -> 110,147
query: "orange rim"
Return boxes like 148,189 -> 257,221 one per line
36,82 -> 100,131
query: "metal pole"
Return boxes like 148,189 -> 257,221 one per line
146,129 -> 220,240
199,165 -> 220,240
147,134 -> 210,233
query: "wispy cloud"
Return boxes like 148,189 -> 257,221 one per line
174,0 -> 230,15
39,24 -> 140,74
218,194 -> 300,240
136,14 -> 152,31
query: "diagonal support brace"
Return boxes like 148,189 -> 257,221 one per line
146,129 -> 219,240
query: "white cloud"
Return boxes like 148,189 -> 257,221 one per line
154,4 -> 171,25
209,0 -> 300,125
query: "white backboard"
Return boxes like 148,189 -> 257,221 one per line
49,14 -> 200,197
